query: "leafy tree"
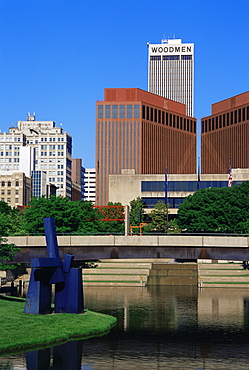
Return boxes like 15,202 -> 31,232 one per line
177,182 -> 249,233
146,201 -> 169,233
0,206 -> 21,271
23,196 -> 102,234
22,197 -> 125,235
129,197 -> 145,226
94,202 -> 125,235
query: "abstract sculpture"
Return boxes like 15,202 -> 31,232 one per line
24,217 -> 84,314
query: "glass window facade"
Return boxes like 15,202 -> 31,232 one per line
98,104 -> 141,119
32,171 -> 42,198
142,197 -> 186,208
141,180 -> 241,192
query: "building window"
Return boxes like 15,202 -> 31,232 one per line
181,55 -> 192,60
1,181 -> 5,186
127,105 -> 132,118
112,105 -> 118,118
7,181 -> 11,187
163,55 -> 180,60
105,105 -> 110,118
98,105 -> 103,118
150,56 -> 161,61
120,105 -> 125,118
134,105 -> 140,118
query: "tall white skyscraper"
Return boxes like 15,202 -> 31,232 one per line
148,38 -> 194,117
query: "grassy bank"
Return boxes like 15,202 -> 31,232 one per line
0,295 -> 117,356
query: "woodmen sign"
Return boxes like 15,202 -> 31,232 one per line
149,43 -> 194,55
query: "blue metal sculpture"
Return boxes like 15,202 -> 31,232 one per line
24,217 -> 84,314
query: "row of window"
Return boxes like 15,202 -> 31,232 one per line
142,105 -> 196,133
142,197 -> 185,208
40,137 -> 65,142
41,145 -> 64,149
1,181 -> 19,187
48,177 -> 64,182
0,145 -> 20,150
1,189 -> 19,195
0,152 -> 20,156
40,152 -> 64,156
98,105 -> 140,119
141,180 -> 244,192
1,198 -> 19,203
150,55 -> 192,61
202,106 -> 249,133
0,158 -> 19,162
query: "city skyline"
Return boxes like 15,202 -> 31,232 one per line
1,0 -> 249,169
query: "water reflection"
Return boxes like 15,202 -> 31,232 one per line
1,286 -> 249,369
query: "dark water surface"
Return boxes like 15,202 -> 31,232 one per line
1,286 -> 249,369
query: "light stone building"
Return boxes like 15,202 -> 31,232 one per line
0,172 -> 31,207
0,114 -> 72,198
109,169 -> 249,214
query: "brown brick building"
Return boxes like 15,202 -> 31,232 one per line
201,91 -> 249,173
96,88 -> 196,205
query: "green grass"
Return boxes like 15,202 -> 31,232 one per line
0,295 -> 117,356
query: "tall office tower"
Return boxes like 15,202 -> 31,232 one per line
0,114 -> 73,198
201,91 -> 249,173
71,159 -> 85,201
96,88 -> 196,205
84,168 -> 96,203
148,38 -> 194,117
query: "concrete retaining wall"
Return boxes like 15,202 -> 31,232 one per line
147,263 -> 198,286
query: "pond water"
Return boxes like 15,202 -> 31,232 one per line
1,286 -> 249,369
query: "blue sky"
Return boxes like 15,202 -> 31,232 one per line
0,0 -> 248,168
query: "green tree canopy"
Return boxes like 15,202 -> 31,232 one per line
146,201 -> 168,233
0,203 -> 21,271
177,182 -> 249,233
22,197 -> 124,235
23,196 -> 101,234
129,197 -> 145,226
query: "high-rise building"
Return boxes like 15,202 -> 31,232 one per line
71,159 -> 84,201
0,114 -> 73,198
96,88 -> 196,205
84,168 -> 96,204
201,91 -> 249,173
148,38 -> 194,117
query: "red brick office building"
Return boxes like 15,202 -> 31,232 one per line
96,88 -> 196,205
201,91 -> 249,173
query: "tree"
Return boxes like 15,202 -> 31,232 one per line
177,182 -> 249,233
22,197 -> 125,235
146,201 -> 168,233
0,208 -> 20,271
129,197 -> 145,226
23,196 -> 102,234
94,202 -> 125,235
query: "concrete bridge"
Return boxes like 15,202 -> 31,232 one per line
7,234 -> 249,263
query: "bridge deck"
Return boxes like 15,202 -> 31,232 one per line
8,235 -> 249,262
